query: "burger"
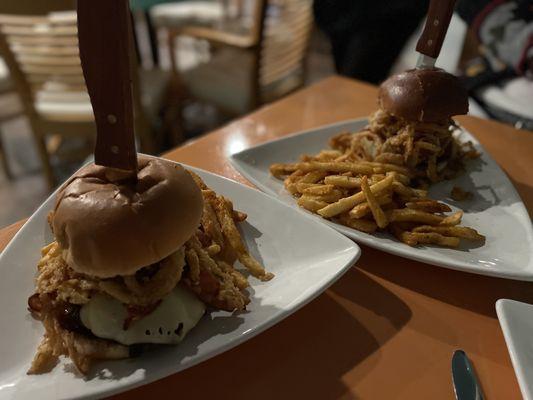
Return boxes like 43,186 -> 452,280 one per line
330,67 -> 478,184
27,155 -> 270,374
378,67 -> 469,123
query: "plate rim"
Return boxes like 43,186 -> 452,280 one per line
496,298 -> 533,400
229,118 -> 533,281
0,160 -> 361,400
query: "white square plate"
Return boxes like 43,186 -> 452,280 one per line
496,299 -> 533,400
230,119 -> 533,280
0,162 -> 360,400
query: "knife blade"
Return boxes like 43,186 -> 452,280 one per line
451,350 -> 484,400
416,53 -> 437,69
415,0 -> 457,69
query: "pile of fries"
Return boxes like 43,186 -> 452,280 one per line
329,110 -> 479,186
270,118 -> 485,248
185,171 -> 273,311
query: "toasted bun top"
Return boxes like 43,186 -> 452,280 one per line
378,68 -> 468,122
52,156 -> 203,278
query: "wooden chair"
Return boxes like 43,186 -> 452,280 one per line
0,57 -> 23,180
0,3 -> 179,188
164,0 -> 313,116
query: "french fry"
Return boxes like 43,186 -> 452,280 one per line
389,209 -> 444,225
206,244 -> 221,256
185,248 -> 200,282
371,163 -> 411,175
416,141 -> 441,152
389,225 -> 460,247
414,188 -> 428,198
300,170 -> 328,184
404,134 -> 414,162
391,172 -> 411,186
302,184 -> 335,196
324,175 -> 361,188
338,215 -> 378,233
389,223 -> 417,246
297,196 -> 328,212
392,181 -> 416,198
369,174 -> 387,184
439,211 -> 463,226
316,150 -> 343,160
202,200 -> 224,246
317,174 -> 394,218
217,261 -> 249,290
349,196 -> 391,218
213,195 -> 274,281
296,161 -> 374,175
295,182 -> 321,193
360,176 -> 389,228
285,183 -> 299,196
408,232 -> 460,248
413,225 -> 485,241
232,210 -> 247,222
405,200 -> 452,213
427,155 -> 438,182
188,170 -> 209,189
269,163 -> 298,178
375,153 -> 404,165
408,144 -> 420,167
451,186 -> 473,201
306,190 -> 343,203
284,170 -> 305,195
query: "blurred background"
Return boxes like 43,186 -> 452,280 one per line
0,0 -> 531,226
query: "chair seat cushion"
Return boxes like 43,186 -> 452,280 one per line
34,68 -> 172,122
35,88 -> 94,122
138,68 -> 173,119
183,47 -> 254,115
183,47 -> 304,115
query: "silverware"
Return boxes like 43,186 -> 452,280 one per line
415,0 -> 457,69
416,53 -> 437,69
452,350 -> 484,400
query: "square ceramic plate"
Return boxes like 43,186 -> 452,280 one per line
496,299 -> 533,400
0,162 -> 360,400
230,118 -> 533,280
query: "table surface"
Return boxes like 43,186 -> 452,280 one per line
2,76 -> 533,399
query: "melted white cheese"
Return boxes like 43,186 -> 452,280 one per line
80,286 -> 205,345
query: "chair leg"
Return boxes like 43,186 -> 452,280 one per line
33,132 -> 55,189
0,127 -> 12,180
165,77 -> 188,146
135,112 -> 159,155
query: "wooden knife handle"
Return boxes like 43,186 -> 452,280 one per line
77,0 -> 137,172
416,0 -> 457,59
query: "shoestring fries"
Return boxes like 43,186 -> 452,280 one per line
270,137 -> 485,249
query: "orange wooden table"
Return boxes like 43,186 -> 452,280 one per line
2,76 -> 533,399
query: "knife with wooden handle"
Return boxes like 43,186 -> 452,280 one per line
77,0 -> 137,173
416,0 -> 458,69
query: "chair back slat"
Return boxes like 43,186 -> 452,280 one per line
0,10 -> 84,97
7,35 -> 78,46
17,54 -> 81,66
1,24 -> 77,36
10,44 -> 79,56
258,0 -> 312,96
